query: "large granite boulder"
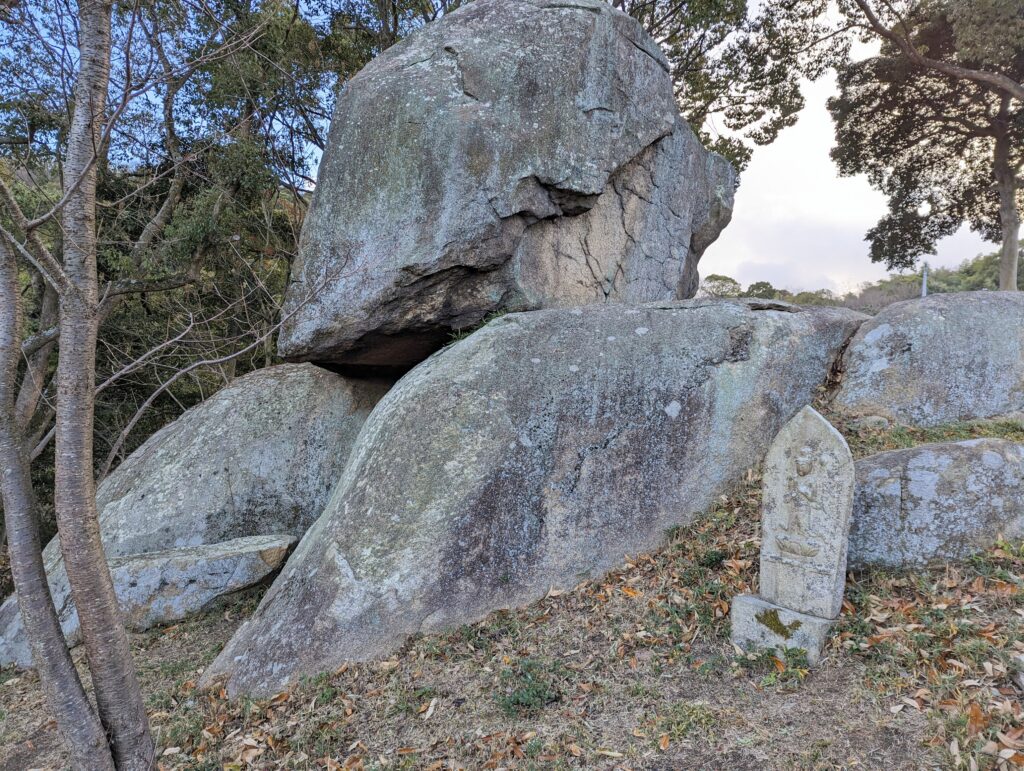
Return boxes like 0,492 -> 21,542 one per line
849,439 -> 1024,569
833,292 -> 1024,427
0,364 -> 390,666
279,0 -> 735,371
205,299 -> 865,696
0,536 -> 295,665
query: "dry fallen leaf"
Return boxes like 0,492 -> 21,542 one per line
967,702 -> 986,737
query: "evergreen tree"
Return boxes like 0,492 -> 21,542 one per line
829,1 -> 1023,290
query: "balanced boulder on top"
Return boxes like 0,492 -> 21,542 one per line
278,0 -> 735,371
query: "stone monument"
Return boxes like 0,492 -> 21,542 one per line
731,406 -> 854,665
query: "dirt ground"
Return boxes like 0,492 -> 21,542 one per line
0,567 -> 939,771
2,417 -> 1023,770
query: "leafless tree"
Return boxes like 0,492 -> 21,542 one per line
0,0 -> 315,766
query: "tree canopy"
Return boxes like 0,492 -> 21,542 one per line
611,0 -> 838,170
827,0 -> 1023,289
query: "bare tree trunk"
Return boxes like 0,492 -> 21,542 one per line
0,240 -> 115,770
994,128 -> 1020,291
16,283 -> 59,426
54,1 -> 154,767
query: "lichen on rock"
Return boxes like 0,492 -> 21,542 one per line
756,608 -> 802,640
278,0 -> 735,371
849,438 -> 1024,568
833,291 -> 1024,427
205,299 -> 865,696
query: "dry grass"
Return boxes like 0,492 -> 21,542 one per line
2,419 -> 1024,770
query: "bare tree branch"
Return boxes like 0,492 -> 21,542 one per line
852,0 -> 1024,102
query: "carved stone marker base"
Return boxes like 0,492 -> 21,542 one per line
730,593 -> 835,666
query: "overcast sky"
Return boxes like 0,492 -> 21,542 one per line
700,74 -> 992,295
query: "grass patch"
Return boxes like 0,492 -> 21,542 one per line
446,310 -> 509,344
840,537 -> 1024,767
650,702 -> 719,745
496,658 -> 567,716
825,412 -> 1024,459
733,646 -> 811,688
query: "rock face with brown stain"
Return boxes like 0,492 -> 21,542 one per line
849,439 -> 1024,568
833,292 -> 1024,427
0,364 -> 390,667
205,299 -> 866,696
278,0 -> 735,371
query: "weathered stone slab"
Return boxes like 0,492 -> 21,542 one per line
0,536 -> 294,667
730,593 -> 834,666
113,536 -> 295,631
278,0 -> 734,370
833,291 -> 1024,427
759,406 -> 855,619
0,364 -> 390,667
849,439 -> 1024,569
203,299 -> 866,696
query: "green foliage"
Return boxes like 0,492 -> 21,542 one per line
839,415 -> 1024,460
614,0 -> 840,170
0,0 -> 393,536
651,702 -> 719,743
742,280 -> 778,299
947,0 -> 1024,68
842,251 -> 1023,313
733,645 -> 810,687
496,658 -> 566,716
827,1 -> 1023,270
700,273 -> 742,297
696,548 -> 727,568
734,251 -> 1022,317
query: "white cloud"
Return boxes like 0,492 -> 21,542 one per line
700,76 -> 992,295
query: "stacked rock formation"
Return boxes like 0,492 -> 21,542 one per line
8,0 -> 1024,700
277,0 -> 735,371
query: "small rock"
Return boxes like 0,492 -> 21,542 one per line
833,291 -> 1024,427
730,594 -> 835,666
0,364 -> 390,667
1,536 -> 295,666
849,439 -> 1024,568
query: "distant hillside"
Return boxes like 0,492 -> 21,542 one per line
700,252 -> 1024,314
